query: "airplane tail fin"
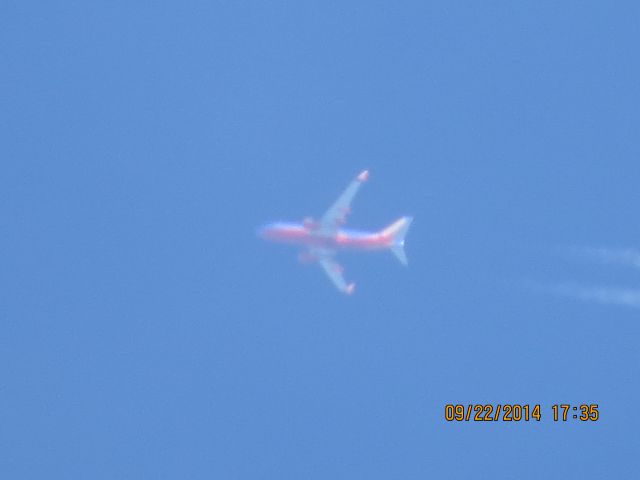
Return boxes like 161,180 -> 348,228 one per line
380,216 -> 413,266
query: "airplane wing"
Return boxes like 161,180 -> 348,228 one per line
319,170 -> 369,233
318,257 -> 355,295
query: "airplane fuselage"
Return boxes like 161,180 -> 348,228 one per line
258,170 -> 412,294
259,222 -> 393,251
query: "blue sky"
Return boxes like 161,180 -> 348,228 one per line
3,1 -> 640,478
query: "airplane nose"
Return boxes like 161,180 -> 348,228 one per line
256,224 -> 272,239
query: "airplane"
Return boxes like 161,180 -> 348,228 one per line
258,170 -> 413,294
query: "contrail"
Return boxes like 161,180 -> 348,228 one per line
535,246 -> 640,308
552,283 -> 640,309
568,247 -> 640,269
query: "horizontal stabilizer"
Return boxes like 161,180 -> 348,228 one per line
381,216 -> 413,266
391,244 -> 408,266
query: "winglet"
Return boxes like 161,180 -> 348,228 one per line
345,283 -> 356,295
357,170 -> 369,182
